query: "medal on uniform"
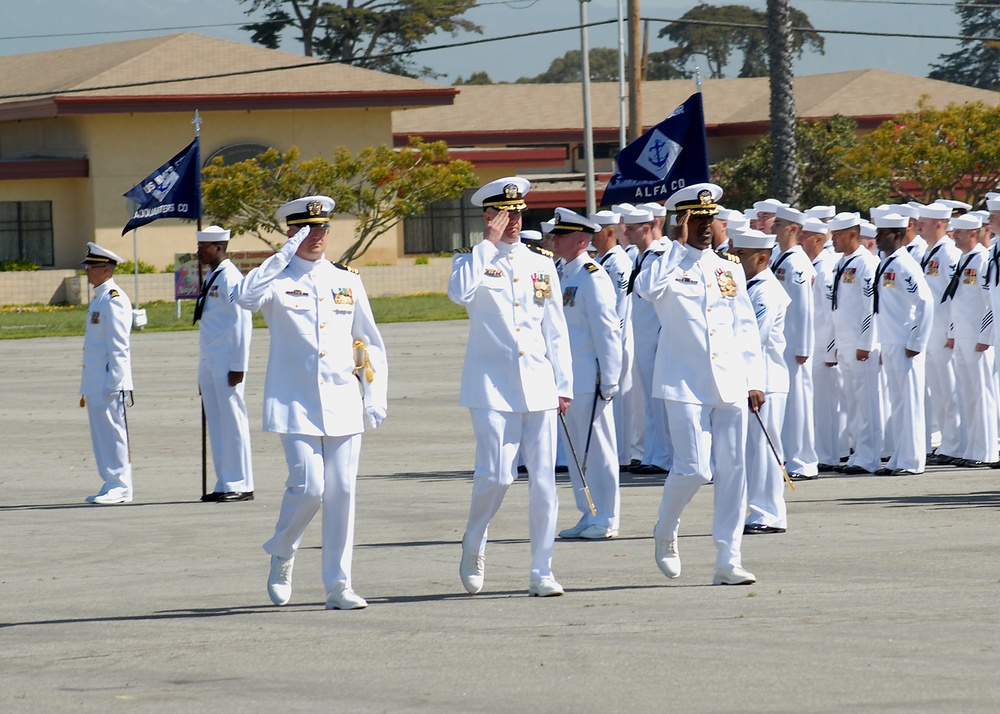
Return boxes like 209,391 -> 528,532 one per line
963,268 -> 977,285
843,268 -> 856,284
716,269 -> 737,297
334,287 -> 354,311
562,286 -> 577,307
927,260 -> 939,276
484,268 -> 503,278
883,271 -> 895,288
532,273 -> 551,302
90,311 -> 100,324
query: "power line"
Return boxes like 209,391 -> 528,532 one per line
645,16 -> 999,42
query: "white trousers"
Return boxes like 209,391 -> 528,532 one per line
746,393 -> 788,529
199,363 -> 254,494
839,347 -> 884,472
612,334 -> 636,465
559,392 -> 620,530
655,399 -> 748,571
813,360 -> 848,465
782,354 -> 818,476
952,340 -> 998,463
926,337 -> 962,457
86,391 -> 133,498
263,433 -> 361,593
465,408 -> 558,580
881,344 -> 927,472
634,333 -> 672,469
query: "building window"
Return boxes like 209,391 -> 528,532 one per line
403,189 -> 484,253
0,201 -> 54,266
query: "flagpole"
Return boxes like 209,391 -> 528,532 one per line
580,0 -> 596,215
191,110 -> 209,501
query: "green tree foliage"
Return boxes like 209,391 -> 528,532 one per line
238,0 -> 481,78
658,3 -> 824,78
928,0 -> 1000,91
837,99 -> 1000,205
712,116 -> 890,211
454,71 -> 494,85
517,48 -> 624,84
201,138 -> 478,264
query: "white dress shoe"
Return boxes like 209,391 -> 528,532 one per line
655,538 -> 681,579
91,492 -> 132,505
558,520 -> 589,539
579,524 -> 619,540
712,565 -> 756,586
267,555 -> 294,605
459,550 -> 485,594
325,584 -> 367,610
528,576 -> 564,597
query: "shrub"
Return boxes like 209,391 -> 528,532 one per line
0,260 -> 40,271
115,260 -> 158,274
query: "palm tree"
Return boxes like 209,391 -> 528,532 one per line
767,0 -> 800,204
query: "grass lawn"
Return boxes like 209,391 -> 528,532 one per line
0,293 -> 467,340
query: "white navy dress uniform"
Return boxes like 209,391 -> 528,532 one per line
872,214 -> 934,474
81,242 -> 134,505
448,177 -> 573,597
829,214 -> 883,472
635,184 -> 764,585
235,195 -> 388,611
549,209 -> 623,539
194,226 -> 254,500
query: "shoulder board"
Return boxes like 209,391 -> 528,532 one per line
333,262 -> 359,275
720,251 -> 741,264
585,263 -> 600,274
527,244 -> 555,259
109,289 -> 121,298
454,247 -> 473,254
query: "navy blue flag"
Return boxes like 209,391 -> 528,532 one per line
122,138 -> 201,235
600,93 -> 710,207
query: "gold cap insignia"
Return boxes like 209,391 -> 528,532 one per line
698,190 -> 712,205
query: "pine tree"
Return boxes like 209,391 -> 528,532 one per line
928,0 -> 1000,91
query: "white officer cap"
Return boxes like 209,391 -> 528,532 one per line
950,214 -> 982,231
589,210 -> 621,226
753,198 -> 785,214
639,202 -> 667,218
519,230 -> 543,243
804,205 -> 836,220
775,205 -> 806,225
540,219 -> 555,235
827,212 -> 862,232
665,183 -> 723,215
937,199 -> 972,214
611,202 -> 637,214
196,225 -> 231,243
859,221 -> 877,239
81,241 -> 124,266
801,217 -> 830,235
874,213 -> 908,229
919,203 -> 952,220
550,207 -> 600,234
729,228 -> 775,250
890,204 -> 918,220
986,198 -> 1000,211
618,206 -> 655,224
276,195 -> 336,226
470,177 -> 530,210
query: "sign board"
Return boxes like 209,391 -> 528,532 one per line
174,251 -> 273,300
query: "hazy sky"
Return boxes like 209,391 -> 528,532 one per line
0,0 -> 963,84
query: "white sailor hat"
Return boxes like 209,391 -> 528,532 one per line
276,195 -> 335,227
987,198 -> 1000,211
727,215 -> 750,231
950,214 -> 982,230
804,205 -> 836,220
859,221 -> 877,239
937,199 -> 972,215
726,222 -> 750,240
196,225 -> 231,243
753,198 -> 785,214
744,208 -> 758,220
827,212 -> 862,232
907,201 -> 925,210
665,183 -> 723,215
729,228 -> 775,250
540,219 -> 556,235
589,210 -> 621,226
715,208 -> 743,222
471,177 -> 530,211
918,203 -> 952,220
869,205 -> 892,222
550,207 -> 600,234
618,206 -> 655,224
81,241 -> 124,266
874,213 -> 908,229
519,230 -> 543,243
639,202 -> 667,218
890,204 -> 918,220
986,192 -> 1000,201
801,217 -> 830,235
775,205 -> 806,225
972,209 -> 991,222
611,202 -> 637,214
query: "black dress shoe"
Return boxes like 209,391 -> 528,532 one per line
874,467 -> 893,476
219,491 -> 254,502
634,464 -> 669,475
927,453 -> 955,465
891,469 -> 921,475
817,463 -> 837,472
841,465 -> 873,475
959,460 -> 989,468
517,465 -> 528,474
629,459 -> 642,469
788,472 -> 818,481
201,492 -> 224,502
744,523 -> 786,534
555,465 -> 569,473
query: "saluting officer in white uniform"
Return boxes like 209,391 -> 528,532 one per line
235,195 -> 388,611
828,213 -> 883,474
729,229 -> 791,534
81,243 -> 134,505
548,208 -> 623,540
635,183 -> 765,586
591,209 -> 635,469
770,206 -> 818,480
448,177 -> 573,598
194,226 -> 254,502
871,213 -> 934,475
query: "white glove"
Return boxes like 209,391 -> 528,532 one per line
366,406 -> 386,429
600,383 -> 619,401
281,226 -> 311,257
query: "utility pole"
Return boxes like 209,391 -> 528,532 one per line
627,0 -> 642,142
767,0 -> 800,205
580,0 -> 596,214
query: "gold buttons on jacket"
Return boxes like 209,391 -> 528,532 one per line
519,350 -> 525,356
514,301 -> 520,307
319,351 -> 326,357
320,323 -> 325,328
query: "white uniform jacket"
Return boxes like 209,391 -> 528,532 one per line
198,259 -> 252,374
831,246 -> 880,352
748,268 -> 791,394
987,241 -> 1000,349
630,245 -> 665,343
559,254 -> 623,395
874,248 -> 934,351
81,279 -> 133,396
905,235 -> 928,264
812,250 -> 838,363
235,242 -> 387,438
634,242 -> 765,405
946,244 -> 993,344
597,244 -> 632,335
772,245 -> 815,359
448,240 -> 572,412
921,237 -> 961,345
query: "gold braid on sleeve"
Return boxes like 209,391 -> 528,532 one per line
353,340 -> 375,383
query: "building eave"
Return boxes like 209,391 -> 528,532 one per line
0,158 -> 89,181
